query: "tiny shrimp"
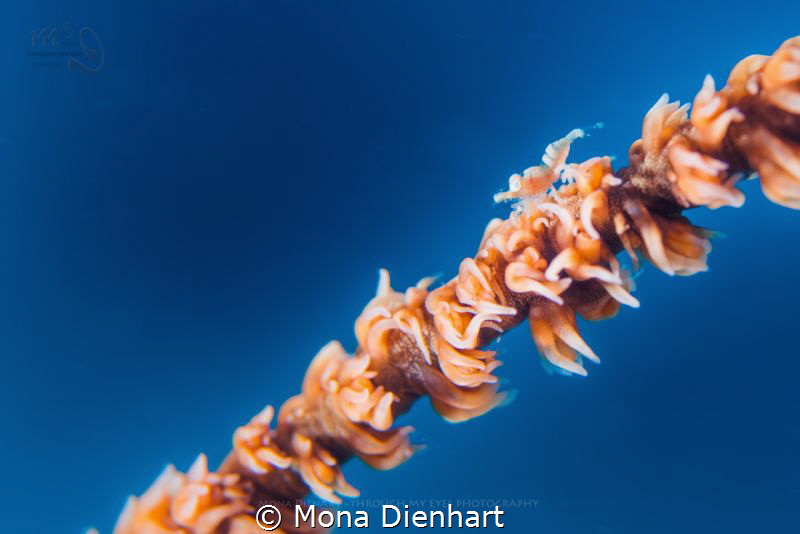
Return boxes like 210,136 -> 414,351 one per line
494,128 -> 585,203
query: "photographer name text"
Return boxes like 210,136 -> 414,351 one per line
300,504 -> 504,529
256,503 -> 509,530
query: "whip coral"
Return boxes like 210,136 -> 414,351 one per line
109,37 -> 800,533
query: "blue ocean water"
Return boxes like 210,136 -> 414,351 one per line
2,1 -> 799,532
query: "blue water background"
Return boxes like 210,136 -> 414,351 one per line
1,1 -> 799,532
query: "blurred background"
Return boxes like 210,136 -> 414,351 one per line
1,1 -> 799,532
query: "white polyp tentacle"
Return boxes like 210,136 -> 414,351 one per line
624,199 -> 674,275
365,317 -> 402,358
460,258 -> 493,294
434,308 -> 503,350
550,314 -> 599,364
544,248 -> 578,282
478,218 -> 504,251
532,217 -> 551,231
601,281 -> 641,308
538,202 -> 575,247
573,264 -> 623,285
505,261 -> 565,304
581,190 -> 605,240
395,311 -> 432,365
506,228 -> 533,254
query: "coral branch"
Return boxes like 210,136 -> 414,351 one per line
110,37 -> 800,534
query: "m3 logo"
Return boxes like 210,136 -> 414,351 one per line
29,23 -> 105,74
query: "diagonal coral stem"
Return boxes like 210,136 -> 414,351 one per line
110,36 -> 800,534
